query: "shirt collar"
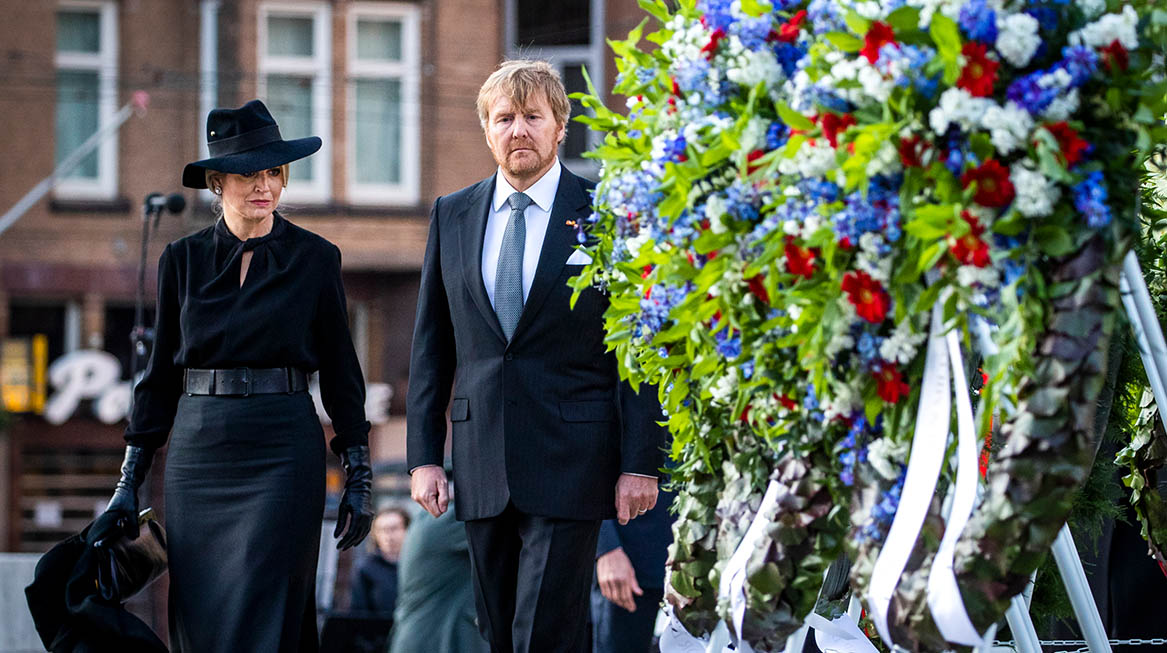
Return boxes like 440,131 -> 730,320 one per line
492,158 -> 562,213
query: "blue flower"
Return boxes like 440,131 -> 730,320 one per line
857,331 -> 884,368
740,359 -> 755,379
1060,45 -> 1099,85
697,0 -> 735,33
807,0 -> 845,34
959,0 -> 997,42
1026,6 -> 1059,32
860,465 -> 907,541
766,122 -> 789,150
715,327 -> 743,359
1073,170 -> 1111,228
725,180 -> 764,223
636,283 -> 693,338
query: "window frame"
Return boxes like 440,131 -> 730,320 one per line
504,0 -> 605,178
257,1 -> 333,204
54,0 -> 119,200
345,2 -> 421,206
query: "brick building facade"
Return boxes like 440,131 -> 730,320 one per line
0,0 -> 641,599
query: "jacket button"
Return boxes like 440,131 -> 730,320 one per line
505,353 -> 513,361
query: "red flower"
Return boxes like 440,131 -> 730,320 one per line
898,135 -> 928,168
671,77 -> 681,96
956,42 -> 999,97
778,394 -> 798,411
949,211 -> 990,267
701,28 -> 727,60
961,159 -> 1015,208
746,274 -> 770,305
642,265 -> 654,298
1043,122 -> 1091,167
1100,39 -> 1129,72
777,10 -> 807,43
747,149 -> 766,174
820,112 -> 856,148
860,21 -> 897,63
784,237 -> 817,278
978,416 -> 994,478
873,364 -> 910,404
841,270 -> 889,323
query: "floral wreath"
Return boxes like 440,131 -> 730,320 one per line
572,0 -> 1167,649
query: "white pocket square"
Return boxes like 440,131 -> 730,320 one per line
565,250 -> 593,265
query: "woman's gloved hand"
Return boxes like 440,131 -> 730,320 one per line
89,445 -> 154,547
334,445 -> 373,550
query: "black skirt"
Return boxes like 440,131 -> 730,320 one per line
164,392 -> 326,653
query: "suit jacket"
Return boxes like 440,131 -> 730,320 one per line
596,485 -> 675,590
406,167 -> 665,521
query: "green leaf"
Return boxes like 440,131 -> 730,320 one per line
824,32 -> 863,52
886,6 -> 921,32
636,0 -> 672,23
844,11 -> 871,35
740,0 -> 771,18
776,102 -> 815,131
1034,225 -> 1074,257
929,14 -> 961,59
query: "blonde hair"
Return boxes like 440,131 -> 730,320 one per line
476,59 -> 570,132
204,163 -> 289,194
205,164 -> 289,217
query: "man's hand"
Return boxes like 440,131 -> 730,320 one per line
597,547 -> 642,612
614,473 -> 658,525
410,465 -> 449,517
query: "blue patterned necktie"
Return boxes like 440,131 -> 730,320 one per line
494,192 -> 532,340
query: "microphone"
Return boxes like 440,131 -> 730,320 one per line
143,192 -> 186,214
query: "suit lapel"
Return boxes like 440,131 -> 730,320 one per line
511,171 -> 590,341
458,176 -> 507,344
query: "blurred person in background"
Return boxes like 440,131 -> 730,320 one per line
389,482 -> 489,653
351,506 -> 411,617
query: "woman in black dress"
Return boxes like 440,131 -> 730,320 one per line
91,100 -> 374,652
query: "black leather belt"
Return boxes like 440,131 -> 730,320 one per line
183,367 -> 308,396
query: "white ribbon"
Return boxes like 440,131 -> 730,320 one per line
867,300 -> 951,645
925,330 -> 987,646
807,612 -> 880,653
719,479 -> 783,642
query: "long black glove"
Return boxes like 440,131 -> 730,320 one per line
89,445 -> 154,546
334,445 -> 373,550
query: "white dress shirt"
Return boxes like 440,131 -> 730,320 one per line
482,159 -> 562,309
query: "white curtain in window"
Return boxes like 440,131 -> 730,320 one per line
354,79 -> 401,185
356,20 -> 401,61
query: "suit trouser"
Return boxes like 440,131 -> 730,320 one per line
464,502 -> 602,653
590,583 -> 663,653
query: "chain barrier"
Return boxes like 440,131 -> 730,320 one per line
994,638 -> 1167,651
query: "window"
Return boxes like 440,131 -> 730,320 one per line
347,3 -> 421,205
54,1 -> 118,199
506,0 -> 604,175
258,2 -> 332,203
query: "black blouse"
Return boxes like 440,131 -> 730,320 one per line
125,213 -> 370,454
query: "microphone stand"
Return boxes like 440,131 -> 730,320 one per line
129,200 -> 164,391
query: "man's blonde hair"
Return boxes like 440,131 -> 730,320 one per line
476,59 -> 571,131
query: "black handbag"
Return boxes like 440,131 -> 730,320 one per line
94,508 -> 168,602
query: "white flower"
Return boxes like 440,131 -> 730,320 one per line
956,264 -> 1001,289
905,0 -> 963,29
867,437 -> 909,481
856,233 -> 893,283
980,101 -> 1033,155
995,13 -> 1041,68
1010,162 -> 1061,218
929,88 -> 992,136
865,139 -> 902,177
625,231 -> 652,257
822,383 -> 860,422
726,47 -> 784,91
857,65 -> 894,103
710,367 -> 739,405
705,195 -> 729,234
1041,88 -> 1080,122
824,327 -> 854,360
880,320 -> 926,365
777,140 -> 838,178
739,117 -> 771,154
1076,0 -> 1106,19
1070,5 -> 1139,50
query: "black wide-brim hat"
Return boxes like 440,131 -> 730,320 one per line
182,99 -> 321,189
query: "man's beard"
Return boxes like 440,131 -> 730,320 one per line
501,142 -> 551,177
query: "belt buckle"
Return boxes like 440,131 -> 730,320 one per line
237,367 -> 251,397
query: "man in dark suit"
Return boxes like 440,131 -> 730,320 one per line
406,59 -> 666,653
